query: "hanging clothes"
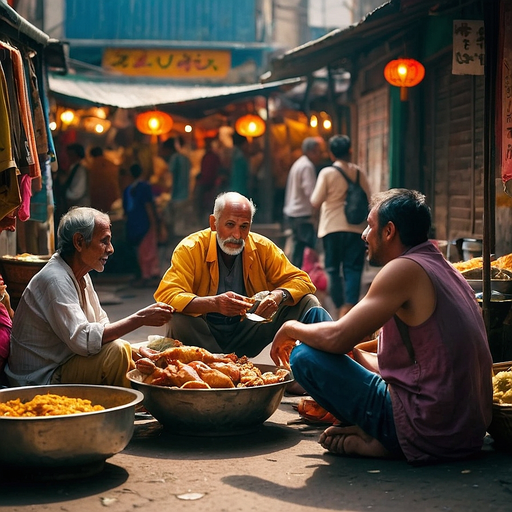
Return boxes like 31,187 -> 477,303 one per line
0,61 -> 21,224
0,39 -> 54,234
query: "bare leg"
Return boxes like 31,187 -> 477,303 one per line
319,424 -> 393,458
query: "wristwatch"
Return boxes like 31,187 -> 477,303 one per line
279,289 -> 290,305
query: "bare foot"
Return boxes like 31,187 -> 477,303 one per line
319,424 -> 393,458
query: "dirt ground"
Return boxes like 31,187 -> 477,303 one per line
1,401 -> 512,512
1,277 -> 512,512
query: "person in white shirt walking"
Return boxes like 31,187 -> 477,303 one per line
283,136 -> 325,268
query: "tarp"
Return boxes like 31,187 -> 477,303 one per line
48,74 -> 302,118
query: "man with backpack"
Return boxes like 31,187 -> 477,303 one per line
310,135 -> 371,318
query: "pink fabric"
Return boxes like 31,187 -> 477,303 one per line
378,241 -> 493,463
17,173 -> 32,221
302,248 -> 328,291
0,303 -> 12,359
137,226 -> 160,279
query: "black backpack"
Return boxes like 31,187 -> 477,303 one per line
332,164 -> 369,225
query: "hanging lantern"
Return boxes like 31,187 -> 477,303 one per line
136,110 -> 173,136
384,58 -> 425,101
235,114 -> 266,142
81,116 -> 111,134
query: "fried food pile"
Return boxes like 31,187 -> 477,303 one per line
453,253 -> 512,280
493,369 -> 512,405
1,253 -> 49,263
133,341 -> 289,389
0,393 -> 105,417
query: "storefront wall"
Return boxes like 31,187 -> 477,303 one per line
423,52 -> 485,244
355,87 -> 390,197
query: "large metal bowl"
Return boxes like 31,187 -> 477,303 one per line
0,384 -> 143,471
466,279 -> 512,294
127,363 -> 292,435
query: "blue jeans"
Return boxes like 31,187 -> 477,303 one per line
323,231 -> 366,307
290,341 -> 401,454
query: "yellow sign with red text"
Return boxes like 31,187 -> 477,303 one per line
102,48 -> 231,78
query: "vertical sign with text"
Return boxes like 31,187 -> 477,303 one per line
500,3 -> 512,190
452,20 -> 485,75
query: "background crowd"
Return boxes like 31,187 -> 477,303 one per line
47,130 -> 370,319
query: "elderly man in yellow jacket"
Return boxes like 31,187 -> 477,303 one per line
155,191 -> 331,357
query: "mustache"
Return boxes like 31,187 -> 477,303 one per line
223,237 -> 244,245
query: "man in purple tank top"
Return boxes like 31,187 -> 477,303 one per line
271,189 -> 493,464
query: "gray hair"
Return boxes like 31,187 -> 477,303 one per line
213,192 -> 256,222
57,207 -> 110,257
301,136 -> 322,154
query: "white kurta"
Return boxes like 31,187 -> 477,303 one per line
6,253 -> 108,386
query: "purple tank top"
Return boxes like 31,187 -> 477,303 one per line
378,241 -> 493,463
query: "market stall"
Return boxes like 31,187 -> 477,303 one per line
0,2 -> 66,300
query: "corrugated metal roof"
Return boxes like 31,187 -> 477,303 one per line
65,0 -> 259,43
48,74 -> 302,116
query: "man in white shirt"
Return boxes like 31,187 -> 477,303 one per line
6,207 -> 173,388
283,136 -> 325,268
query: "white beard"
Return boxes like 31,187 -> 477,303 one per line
218,236 -> 245,256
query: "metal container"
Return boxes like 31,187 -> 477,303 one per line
127,363 -> 292,436
467,279 -> 512,295
462,238 -> 482,261
0,384 -> 143,471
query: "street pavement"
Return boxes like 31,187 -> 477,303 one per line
1,269 -> 511,511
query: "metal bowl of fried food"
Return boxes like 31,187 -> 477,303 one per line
127,363 -> 292,436
462,266 -> 512,295
0,384 -> 143,475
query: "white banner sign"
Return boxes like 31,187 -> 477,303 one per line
452,20 -> 485,75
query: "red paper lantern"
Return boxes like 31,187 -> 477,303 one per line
235,114 -> 266,141
136,110 -> 173,136
384,58 -> 425,100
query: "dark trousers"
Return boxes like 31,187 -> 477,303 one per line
168,294 -> 325,358
323,231 -> 366,307
286,216 -> 316,268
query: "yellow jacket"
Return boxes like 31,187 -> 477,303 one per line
154,228 -> 316,315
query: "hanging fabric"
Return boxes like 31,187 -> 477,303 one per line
0,59 -> 21,222
1,40 -> 41,179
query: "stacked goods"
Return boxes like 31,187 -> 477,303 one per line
453,253 -> 512,278
489,362 -> 512,451
493,366 -> 512,404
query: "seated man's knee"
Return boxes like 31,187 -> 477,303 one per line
290,343 -> 311,372
300,293 -> 321,308
107,339 -> 132,363
301,303 -> 333,323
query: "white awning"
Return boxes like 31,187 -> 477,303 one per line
49,74 -> 302,114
